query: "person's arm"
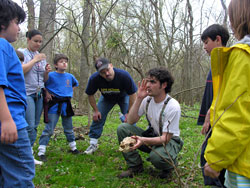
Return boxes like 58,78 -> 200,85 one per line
22,53 -> 46,74
132,132 -> 173,149
0,87 -> 18,144
201,108 -> 210,135
128,93 -> 136,111
204,163 -> 220,178
127,79 -> 148,124
88,95 -> 101,121
45,89 -> 53,102
44,64 -> 51,82
126,96 -> 143,124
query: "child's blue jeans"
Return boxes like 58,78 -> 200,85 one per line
0,128 -> 35,188
39,113 -> 76,146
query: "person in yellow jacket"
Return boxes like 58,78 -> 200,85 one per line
204,0 -> 250,187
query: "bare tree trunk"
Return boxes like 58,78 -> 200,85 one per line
181,0 -> 194,105
150,0 -> 165,66
38,0 -> 56,64
78,0 -> 91,117
91,3 -> 98,60
220,0 -> 228,29
187,0 -> 194,105
26,0 -> 35,30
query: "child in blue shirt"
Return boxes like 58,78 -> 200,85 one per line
0,0 -> 35,187
38,54 -> 79,161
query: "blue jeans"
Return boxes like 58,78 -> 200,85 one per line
89,95 -> 129,139
0,128 -> 35,188
26,93 -> 43,147
39,113 -> 76,146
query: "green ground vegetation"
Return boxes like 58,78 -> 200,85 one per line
33,104 -> 207,188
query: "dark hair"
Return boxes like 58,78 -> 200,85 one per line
229,0 -> 250,40
54,53 -> 68,65
0,0 -> 26,32
26,29 -> 42,39
201,24 -> 229,46
15,50 -> 24,62
146,67 -> 174,93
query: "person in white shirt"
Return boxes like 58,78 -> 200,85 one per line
117,67 -> 183,179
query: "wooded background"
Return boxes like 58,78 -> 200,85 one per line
14,0 -> 233,114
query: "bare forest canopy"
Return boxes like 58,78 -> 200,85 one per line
14,0 -> 233,111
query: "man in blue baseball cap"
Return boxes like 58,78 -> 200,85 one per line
84,57 -> 137,154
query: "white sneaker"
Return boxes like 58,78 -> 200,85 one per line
34,158 -> 43,165
84,144 -> 98,154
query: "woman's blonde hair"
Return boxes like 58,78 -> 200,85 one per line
228,0 -> 250,40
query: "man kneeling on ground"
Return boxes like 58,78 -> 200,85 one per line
117,67 -> 184,179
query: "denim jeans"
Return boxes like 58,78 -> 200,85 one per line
39,113 -> 76,146
25,93 -> 43,147
89,95 -> 129,139
0,128 -> 35,188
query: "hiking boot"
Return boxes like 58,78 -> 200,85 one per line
118,164 -> 143,178
84,144 -> 98,154
158,169 -> 173,179
34,158 -> 43,165
38,154 -> 47,162
71,149 -> 80,154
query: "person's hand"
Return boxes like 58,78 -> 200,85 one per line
33,53 -> 46,63
93,111 -> 101,121
131,135 -> 143,150
1,119 -> 18,144
124,113 -> 128,123
45,64 -> 52,73
45,90 -> 53,102
204,162 -> 220,178
137,79 -> 148,100
201,109 -> 210,135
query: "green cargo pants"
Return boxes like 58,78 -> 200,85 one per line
117,123 -> 184,170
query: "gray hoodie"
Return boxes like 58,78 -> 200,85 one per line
236,34 -> 250,46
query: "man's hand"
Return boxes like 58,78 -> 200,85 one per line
137,79 -> 149,100
204,162 -> 220,178
131,135 -> 143,150
1,119 -> 18,144
201,109 -> 210,135
93,111 -> 101,121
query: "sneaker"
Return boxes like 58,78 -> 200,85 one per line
84,144 -> 98,154
71,149 -> 80,154
118,164 -> 143,178
34,158 -> 43,165
38,155 -> 47,162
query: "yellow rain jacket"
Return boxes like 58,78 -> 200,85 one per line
205,43 -> 250,178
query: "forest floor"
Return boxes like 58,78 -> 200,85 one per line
33,104 -> 208,188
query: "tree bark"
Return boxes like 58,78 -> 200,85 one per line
38,0 -> 56,64
78,0 -> 91,115
26,0 -> 35,30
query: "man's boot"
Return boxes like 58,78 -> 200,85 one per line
119,164 -> 143,178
